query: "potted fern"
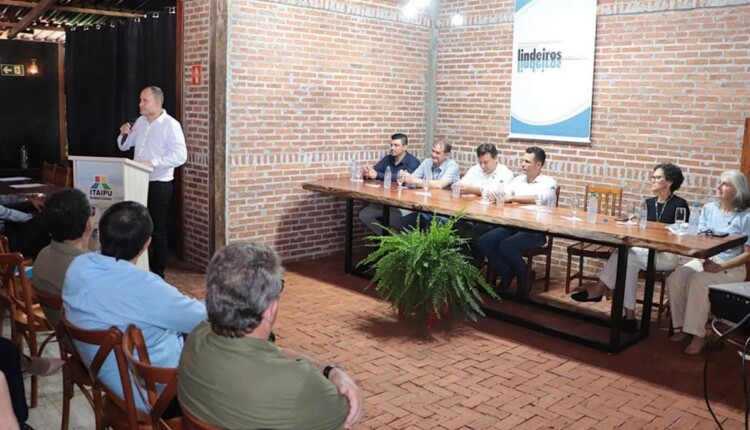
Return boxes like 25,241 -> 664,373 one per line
359,212 -> 499,329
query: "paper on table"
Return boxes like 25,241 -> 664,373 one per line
666,224 -> 688,236
616,220 -> 638,226
9,183 -> 45,189
561,216 -> 583,222
364,183 -> 380,188
0,177 -> 30,182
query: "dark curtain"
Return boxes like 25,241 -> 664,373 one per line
65,11 -> 176,157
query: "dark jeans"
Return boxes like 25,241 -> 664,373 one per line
0,337 -> 27,423
455,220 -> 496,267
477,227 -> 546,290
147,181 -> 173,279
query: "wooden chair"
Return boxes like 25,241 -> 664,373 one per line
565,185 -> 623,293
35,289 -> 97,430
53,166 -> 72,187
0,252 -> 56,408
522,186 -> 562,292
122,325 -> 185,430
42,162 -> 57,183
180,401 -> 223,430
61,311 -> 150,430
0,235 -> 12,336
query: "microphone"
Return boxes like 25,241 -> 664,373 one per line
121,117 -> 138,143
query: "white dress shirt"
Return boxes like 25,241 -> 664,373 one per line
117,110 -> 187,182
459,163 -> 514,190
507,173 -> 557,198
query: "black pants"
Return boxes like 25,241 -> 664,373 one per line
5,215 -> 50,260
0,337 -> 27,423
147,181 -> 173,279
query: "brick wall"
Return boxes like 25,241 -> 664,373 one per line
223,0 -> 431,262
181,0 -> 750,268
182,0 -> 212,265
437,0 -> 750,269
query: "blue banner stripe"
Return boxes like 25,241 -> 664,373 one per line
515,0 -> 535,12
510,108 -> 591,139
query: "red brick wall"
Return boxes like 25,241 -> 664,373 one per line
182,0 -> 750,268
437,0 -> 750,269
182,0 -> 212,265
223,0 -> 431,262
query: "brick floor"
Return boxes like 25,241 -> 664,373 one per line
169,256 -> 747,430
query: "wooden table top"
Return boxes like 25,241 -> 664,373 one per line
0,177 -> 60,198
303,177 -> 746,259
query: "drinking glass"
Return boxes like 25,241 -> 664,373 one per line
571,197 -> 580,220
421,171 -> 431,196
675,207 -> 687,231
396,170 -> 405,188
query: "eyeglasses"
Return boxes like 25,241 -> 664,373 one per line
718,181 -> 734,188
280,279 -> 285,293
650,175 -> 665,182
697,229 -> 729,238
90,207 -> 96,217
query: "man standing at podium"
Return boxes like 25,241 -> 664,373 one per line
117,86 -> 187,278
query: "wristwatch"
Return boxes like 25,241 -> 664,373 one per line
323,365 -> 337,379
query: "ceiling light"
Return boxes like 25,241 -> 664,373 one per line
413,0 -> 430,8
403,2 -> 418,18
451,13 -> 465,27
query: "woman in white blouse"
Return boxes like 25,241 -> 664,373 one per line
667,170 -> 750,355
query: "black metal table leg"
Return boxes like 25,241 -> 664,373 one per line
609,245 -> 629,352
345,199 -> 353,274
640,249 -> 657,338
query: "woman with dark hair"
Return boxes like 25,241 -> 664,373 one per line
571,163 -> 690,331
668,170 -> 750,355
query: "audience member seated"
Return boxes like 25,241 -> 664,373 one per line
0,195 -> 48,259
358,133 -> 420,235
179,241 -> 364,430
453,143 -> 514,266
667,170 -> 750,355
400,139 -> 460,230
477,146 -> 556,298
1,337 -> 64,430
571,163 -> 689,332
32,188 -> 94,328
63,201 -> 206,411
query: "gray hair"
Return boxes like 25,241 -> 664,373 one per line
143,86 -> 164,105
721,170 -> 750,210
205,241 -> 284,338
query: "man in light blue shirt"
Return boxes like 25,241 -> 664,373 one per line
63,201 -> 206,412
400,140 -> 460,230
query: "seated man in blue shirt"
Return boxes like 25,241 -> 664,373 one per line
400,139 -> 461,230
63,201 -> 206,412
358,133 -> 420,235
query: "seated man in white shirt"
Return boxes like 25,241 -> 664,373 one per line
400,140 -> 461,230
477,147 -> 557,298
453,143 -> 514,266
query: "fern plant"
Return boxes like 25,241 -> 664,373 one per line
359,211 -> 499,325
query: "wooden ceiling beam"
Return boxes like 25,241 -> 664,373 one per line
6,0 -> 55,39
0,19 -> 64,32
0,0 -> 146,19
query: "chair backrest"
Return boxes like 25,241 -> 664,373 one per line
53,166 -> 72,187
122,324 -> 182,429
61,310 -> 143,429
582,185 -> 623,216
42,162 -> 57,183
0,252 -> 50,334
0,235 -> 9,253
553,185 -> 561,207
180,401 -> 224,430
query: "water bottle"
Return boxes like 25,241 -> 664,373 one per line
451,181 -> 461,198
586,193 -> 598,223
638,202 -> 648,228
350,159 -> 358,181
546,185 -> 556,212
496,180 -> 505,206
688,203 -> 701,235
383,166 -> 392,189
20,146 -> 28,169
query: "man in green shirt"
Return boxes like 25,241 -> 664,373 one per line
32,188 -> 94,328
179,242 -> 364,430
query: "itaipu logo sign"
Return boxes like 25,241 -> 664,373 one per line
89,175 -> 114,200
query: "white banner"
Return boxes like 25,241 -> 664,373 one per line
509,0 -> 598,143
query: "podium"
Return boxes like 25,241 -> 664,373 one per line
69,156 -> 153,271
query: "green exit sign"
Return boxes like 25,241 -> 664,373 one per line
1,64 -> 25,77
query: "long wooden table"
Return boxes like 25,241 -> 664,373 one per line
303,178 -> 747,352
